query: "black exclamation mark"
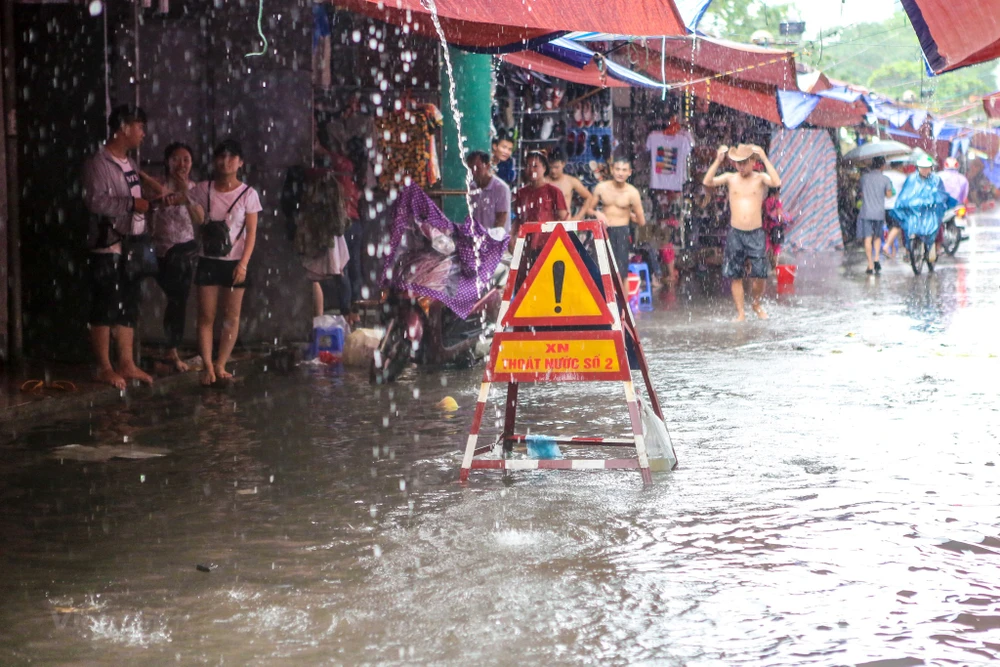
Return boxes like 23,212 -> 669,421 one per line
552,260 -> 565,313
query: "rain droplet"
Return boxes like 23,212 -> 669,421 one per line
140,474 -> 145,483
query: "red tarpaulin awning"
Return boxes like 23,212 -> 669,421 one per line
332,0 -> 685,51
902,0 -> 1000,74
500,51 -> 633,88
633,54 -> 783,125
654,36 -> 799,90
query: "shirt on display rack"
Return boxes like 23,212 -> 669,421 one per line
645,131 -> 693,191
374,103 -> 443,191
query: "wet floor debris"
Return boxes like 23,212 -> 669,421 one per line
50,444 -> 170,462
196,563 -> 219,573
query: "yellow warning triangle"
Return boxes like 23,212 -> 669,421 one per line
504,225 -> 613,327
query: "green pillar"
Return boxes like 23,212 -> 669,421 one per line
440,47 -> 493,221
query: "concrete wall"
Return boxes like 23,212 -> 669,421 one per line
130,0 -> 315,348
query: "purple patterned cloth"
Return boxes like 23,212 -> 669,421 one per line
381,185 -> 508,319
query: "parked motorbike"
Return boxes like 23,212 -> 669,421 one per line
370,185 -> 509,384
940,205 -> 968,256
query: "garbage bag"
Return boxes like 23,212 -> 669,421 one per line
342,328 -> 382,367
525,435 -> 562,460
640,400 -> 677,472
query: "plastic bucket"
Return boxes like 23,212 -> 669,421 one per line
775,264 -> 797,285
627,273 -> 641,298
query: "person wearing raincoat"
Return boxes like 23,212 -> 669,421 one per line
893,154 -> 955,267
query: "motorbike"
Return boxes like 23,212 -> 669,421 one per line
940,205 -> 968,257
371,185 -> 509,384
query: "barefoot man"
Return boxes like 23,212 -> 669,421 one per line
702,144 -> 781,321
82,105 -> 157,388
580,157 -> 646,278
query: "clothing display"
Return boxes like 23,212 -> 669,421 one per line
374,103 -> 443,191
645,131 -> 692,191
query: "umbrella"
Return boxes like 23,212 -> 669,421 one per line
843,140 -> 913,162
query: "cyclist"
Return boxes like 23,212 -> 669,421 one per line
893,154 -> 954,273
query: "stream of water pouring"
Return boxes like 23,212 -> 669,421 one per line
422,0 -> 489,303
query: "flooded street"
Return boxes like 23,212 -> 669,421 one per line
2,218 -> 999,666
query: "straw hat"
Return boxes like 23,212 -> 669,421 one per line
727,144 -> 755,162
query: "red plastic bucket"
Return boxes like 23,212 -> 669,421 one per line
776,264 -> 796,285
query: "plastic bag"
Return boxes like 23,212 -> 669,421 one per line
640,400 -> 677,472
342,328 -> 382,367
313,314 -> 348,331
525,435 -> 562,460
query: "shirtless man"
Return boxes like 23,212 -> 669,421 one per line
702,144 -> 781,321
547,148 -> 592,218
580,158 -> 646,278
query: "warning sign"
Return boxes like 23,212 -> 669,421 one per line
486,332 -> 628,382
504,225 -> 613,327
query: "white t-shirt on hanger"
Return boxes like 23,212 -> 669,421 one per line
645,131 -> 693,191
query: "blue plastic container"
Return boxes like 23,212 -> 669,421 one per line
309,326 -> 345,360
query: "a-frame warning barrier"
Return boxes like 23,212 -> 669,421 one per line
460,220 -> 675,486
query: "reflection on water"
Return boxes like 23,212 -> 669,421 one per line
1,227 -> 999,665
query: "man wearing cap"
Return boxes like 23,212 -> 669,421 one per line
702,143 -> 781,321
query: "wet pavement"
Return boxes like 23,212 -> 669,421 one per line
1,216 -> 999,665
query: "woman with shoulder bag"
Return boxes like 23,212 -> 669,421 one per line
152,142 -> 204,372
190,139 -> 263,387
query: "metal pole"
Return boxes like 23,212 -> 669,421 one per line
2,0 -> 22,361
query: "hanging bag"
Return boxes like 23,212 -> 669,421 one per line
202,183 -> 250,257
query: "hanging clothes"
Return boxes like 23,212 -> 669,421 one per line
375,103 -> 443,191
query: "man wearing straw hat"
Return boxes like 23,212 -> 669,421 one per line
703,143 -> 782,321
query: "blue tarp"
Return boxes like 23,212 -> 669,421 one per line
536,38 -> 668,89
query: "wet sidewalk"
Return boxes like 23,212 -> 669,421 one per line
0,347 -> 288,425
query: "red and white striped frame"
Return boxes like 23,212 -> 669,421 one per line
460,220 -> 660,486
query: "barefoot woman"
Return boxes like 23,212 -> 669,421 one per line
191,140 -> 262,386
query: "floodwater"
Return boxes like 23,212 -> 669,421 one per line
1,218 -> 999,666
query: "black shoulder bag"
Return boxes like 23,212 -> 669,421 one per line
116,163 -> 158,280
202,183 -> 251,257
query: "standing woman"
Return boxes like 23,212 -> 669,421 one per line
191,139 -> 263,386
152,142 -> 204,372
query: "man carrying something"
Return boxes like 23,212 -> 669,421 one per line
82,105 -> 161,389
702,143 -> 781,321
580,157 -> 646,279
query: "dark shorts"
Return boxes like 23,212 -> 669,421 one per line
886,209 -> 902,229
195,257 -> 251,289
89,253 -> 141,328
857,217 -> 884,239
606,225 -> 632,276
722,227 -> 768,279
